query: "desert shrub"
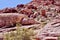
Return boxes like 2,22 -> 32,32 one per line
58,37 -> 60,40
3,23 -> 35,40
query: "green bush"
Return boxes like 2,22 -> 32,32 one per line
58,37 -> 60,40
3,23 -> 35,40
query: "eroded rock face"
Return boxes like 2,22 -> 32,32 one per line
2,8 -> 18,13
21,18 -> 39,25
37,19 -> 60,40
20,9 -> 33,17
17,4 -> 24,8
0,0 -> 60,18
0,0 -> 59,28
0,13 -> 27,28
0,13 -> 39,28
27,4 -> 37,10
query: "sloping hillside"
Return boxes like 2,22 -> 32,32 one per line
0,0 -> 60,40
